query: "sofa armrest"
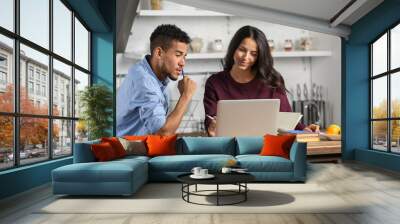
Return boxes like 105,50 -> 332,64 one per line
73,140 -> 100,163
289,141 -> 307,181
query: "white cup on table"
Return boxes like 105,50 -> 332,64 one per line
199,169 -> 208,176
191,167 -> 202,176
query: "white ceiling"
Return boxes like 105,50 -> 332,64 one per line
224,0 -> 352,23
117,0 -> 384,53
169,0 -> 384,37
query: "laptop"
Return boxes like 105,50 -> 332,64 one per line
216,99 -> 280,137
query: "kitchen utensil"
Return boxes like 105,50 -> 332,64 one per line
303,83 -> 308,100
296,83 -> 301,100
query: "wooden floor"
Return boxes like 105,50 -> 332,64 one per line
1,161 -> 400,224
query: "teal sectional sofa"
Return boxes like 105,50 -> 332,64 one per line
52,137 -> 307,196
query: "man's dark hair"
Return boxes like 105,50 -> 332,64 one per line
150,24 -> 191,53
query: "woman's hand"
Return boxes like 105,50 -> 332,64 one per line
207,116 -> 217,137
303,124 -> 320,133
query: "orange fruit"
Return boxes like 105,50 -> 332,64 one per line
326,124 -> 341,135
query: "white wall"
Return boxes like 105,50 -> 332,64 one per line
116,1 -> 341,132
309,32 -> 341,125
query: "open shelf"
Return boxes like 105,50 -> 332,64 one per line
124,51 -> 332,60
272,51 -> 332,57
186,51 -> 332,59
138,10 -> 231,17
186,52 -> 225,59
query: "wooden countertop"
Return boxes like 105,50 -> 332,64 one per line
306,140 -> 341,155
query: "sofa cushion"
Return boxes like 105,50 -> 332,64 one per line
52,158 -> 147,183
260,134 -> 296,159
91,142 -> 118,161
124,135 -> 148,141
101,137 -> 127,158
236,155 -> 293,172
115,155 -> 150,164
118,138 -> 147,156
235,137 -> 263,155
146,135 -> 177,157
178,137 -> 236,155
148,154 -> 235,172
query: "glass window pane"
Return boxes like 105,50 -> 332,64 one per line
0,35 -> 14,112
0,116 -> 14,170
372,121 -> 388,151
0,0 -> 14,31
53,0 -> 72,60
372,77 -> 387,119
75,18 -> 89,70
20,0 -> 49,49
20,44 -> 49,115
53,59 -> 72,117
391,72 -> 400,118
74,69 -> 89,118
391,120 -> 400,153
53,119 -> 72,158
20,117 -> 49,165
392,24 -> 400,70
75,120 -> 88,143
372,33 -> 387,76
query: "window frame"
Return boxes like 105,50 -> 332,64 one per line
370,20 -> 400,154
0,0 -> 92,171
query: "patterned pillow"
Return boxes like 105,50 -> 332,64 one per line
118,138 -> 147,156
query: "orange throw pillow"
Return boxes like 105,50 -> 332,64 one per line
101,137 -> 126,158
146,135 -> 177,157
124,135 -> 148,141
91,142 -> 117,161
260,134 -> 296,159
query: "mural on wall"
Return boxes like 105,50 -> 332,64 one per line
116,0 -> 342,134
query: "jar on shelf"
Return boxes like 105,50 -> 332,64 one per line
284,39 -> 293,51
151,0 -> 162,10
210,39 -> 223,52
190,37 -> 203,53
299,37 -> 312,51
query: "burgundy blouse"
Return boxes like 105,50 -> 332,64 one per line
203,70 -> 305,130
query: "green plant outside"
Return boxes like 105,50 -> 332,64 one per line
79,84 -> 113,140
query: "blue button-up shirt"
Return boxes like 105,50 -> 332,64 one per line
117,56 -> 170,136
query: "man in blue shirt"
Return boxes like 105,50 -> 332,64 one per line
117,24 -> 196,136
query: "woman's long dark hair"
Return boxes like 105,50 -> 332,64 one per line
224,25 -> 286,91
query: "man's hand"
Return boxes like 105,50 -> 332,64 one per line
207,116 -> 217,137
157,76 -> 196,136
303,124 -> 320,133
178,76 -> 197,99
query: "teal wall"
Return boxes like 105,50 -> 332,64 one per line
91,0 -> 116,136
343,0 -> 400,171
0,158 -> 72,199
0,0 -> 116,200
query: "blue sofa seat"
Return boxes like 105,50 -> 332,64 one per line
52,155 -> 148,195
236,155 -> 293,172
148,154 -> 235,181
235,137 -> 307,181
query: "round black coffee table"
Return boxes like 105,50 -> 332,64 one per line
177,173 -> 255,206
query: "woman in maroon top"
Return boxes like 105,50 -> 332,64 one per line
203,26 -> 318,136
